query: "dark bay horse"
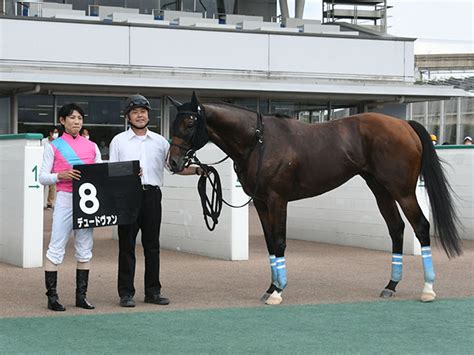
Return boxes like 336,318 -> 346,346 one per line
168,93 -> 462,305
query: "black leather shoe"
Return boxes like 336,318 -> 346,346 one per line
119,295 -> 136,307
144,294 -> 170,305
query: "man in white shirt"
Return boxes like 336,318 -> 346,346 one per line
109,94 -> 204,307
41,126 -> 59,209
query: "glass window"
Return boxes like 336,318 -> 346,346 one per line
145,97 -> 162,134
0,98 -> 9,134
298,111 -> 311,123
182,0 -> 217,16
461,97 -> 474,144
443,99 -> 458,145
66,0 -> 97,12
97,0 -> 125,7
18,95 -> 55,137
223,98 -> 258,111
427,101 -> 441,141
310,111 -> 323,123
270,101 -> 297,118
159,0 -> 178,10
125,0 -> 160,14
259,99 -> 269,114
411,102 -> 426,125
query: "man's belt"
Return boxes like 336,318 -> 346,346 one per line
142,184 -> 159,190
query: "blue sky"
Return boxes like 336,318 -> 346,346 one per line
281,0 -> 473,54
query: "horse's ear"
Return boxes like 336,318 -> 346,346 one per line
167,96 -> 182,108
191,91 -> 200,110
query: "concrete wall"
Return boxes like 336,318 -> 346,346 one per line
160,144 -> 249,260
286,147 -> 473,254
287,176 -> 425,255
0,17 -> 415,87
437,147 -> 474,240
0,135 -> 44,267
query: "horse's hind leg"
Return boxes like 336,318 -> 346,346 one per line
253,199 -> 280,303
363,175 -> 405,298
397,195 -> 436,302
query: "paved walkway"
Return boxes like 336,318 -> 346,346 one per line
1,208 -> 473,318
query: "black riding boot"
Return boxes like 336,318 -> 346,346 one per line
75,269 -> 95,310
45,271 -> 66,311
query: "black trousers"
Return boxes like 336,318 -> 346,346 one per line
117,187 -> 162,298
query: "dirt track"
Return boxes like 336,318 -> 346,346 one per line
0,207 -> 472,318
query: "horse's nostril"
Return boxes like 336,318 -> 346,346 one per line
170,159 -> 177,167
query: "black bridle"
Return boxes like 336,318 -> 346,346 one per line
170,109 -> 209,167
170,108 -> 265,231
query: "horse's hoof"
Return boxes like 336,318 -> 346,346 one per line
260,293 -> 271,303
420,291 -> 436,303
265,290 -> 282,305
380,288 -> 395,298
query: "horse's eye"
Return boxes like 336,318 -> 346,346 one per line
186,120 -> 195,128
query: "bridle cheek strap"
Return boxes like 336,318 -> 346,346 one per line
169,142 -> 196,167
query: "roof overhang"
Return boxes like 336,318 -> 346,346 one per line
0,78 -> 469,108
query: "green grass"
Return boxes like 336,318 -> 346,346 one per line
1,299 -> 473,354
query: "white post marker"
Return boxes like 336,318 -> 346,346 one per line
0,134 -> 44,268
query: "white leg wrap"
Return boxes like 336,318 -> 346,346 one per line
265,290 -> 283,305
421,282 -> 436,302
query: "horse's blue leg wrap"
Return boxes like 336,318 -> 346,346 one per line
269,255 -> 277,286
391,254 -> 403,282
275,257 -> 287,289
421,246 -> 435,283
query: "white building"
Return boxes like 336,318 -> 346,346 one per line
0,0 -> 470,147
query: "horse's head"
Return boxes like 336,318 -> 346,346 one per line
168,92 -> 209,173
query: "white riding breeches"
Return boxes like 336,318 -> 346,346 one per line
46,191 -> 93,265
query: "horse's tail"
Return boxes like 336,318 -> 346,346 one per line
408,120 -> 462,258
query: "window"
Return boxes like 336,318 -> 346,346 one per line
411,102 -> 426,125
443,99 -> 458,145
270,101 -> 297,118
427,101 -> 441,139
461,97 -> 474,143
126,0 -> 161,14
18,95 -> 55,138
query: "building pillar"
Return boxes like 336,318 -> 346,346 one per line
295,0 -> 304,18
279,0 -> 289,19
456,98 -> 462,144
439,100 -> 445,144
10,94 -> 18,134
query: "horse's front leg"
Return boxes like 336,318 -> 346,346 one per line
253,199 -> 279,302
256,195 -> 288,305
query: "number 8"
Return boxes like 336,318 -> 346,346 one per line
79,183 -> 100,215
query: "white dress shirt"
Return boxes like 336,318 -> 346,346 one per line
109,128 -> 170,187
41,137 -> 52,149
39,143 -> 102,186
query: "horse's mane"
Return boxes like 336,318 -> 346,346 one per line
206,102 -> 292,119
207,102 -> 258,115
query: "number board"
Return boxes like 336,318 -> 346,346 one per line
72,161 -> 142,229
